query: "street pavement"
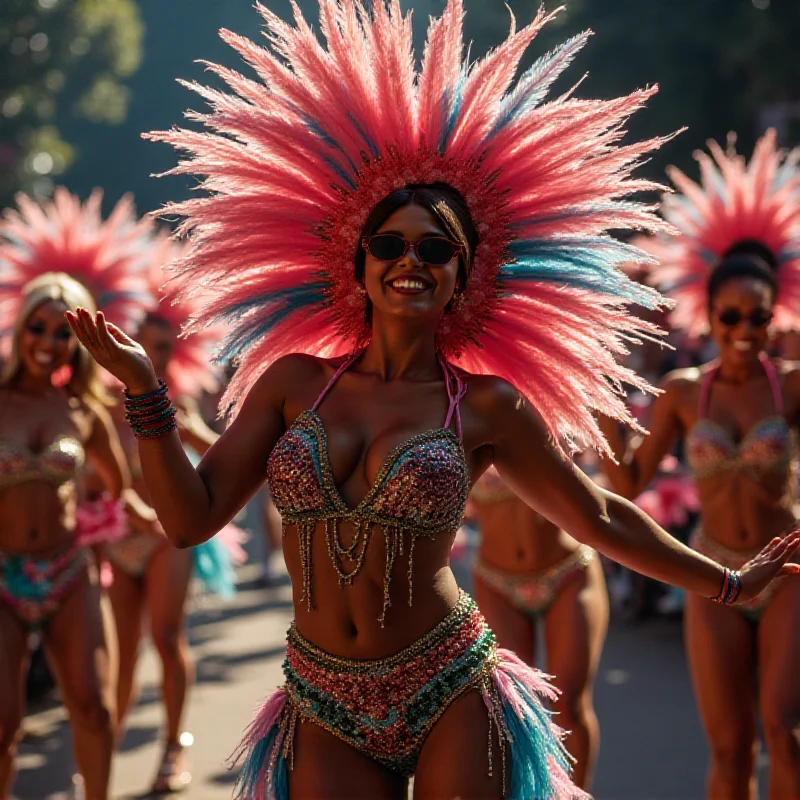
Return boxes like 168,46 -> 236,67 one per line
14,551 -> 769,800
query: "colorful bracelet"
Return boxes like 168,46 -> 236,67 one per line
124,380 -> 177,440
711,567 -> 743,606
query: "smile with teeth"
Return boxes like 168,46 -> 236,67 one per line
388,277 -> 430,291
33,352 -> 55,365
733,341 -> 754,351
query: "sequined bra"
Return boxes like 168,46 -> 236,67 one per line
266,353 -> 470,624
470,466 -> 517,505
686,356 -> 793,480
0,437 -> 85,488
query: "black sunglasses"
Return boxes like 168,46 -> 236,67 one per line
715,308 -> 773,328
362,234 -> 462,266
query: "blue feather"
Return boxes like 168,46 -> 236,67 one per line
498,671 -> 573,799
491,32 -> 589,136
215,283 -> 327,362
501,237 -> 663,307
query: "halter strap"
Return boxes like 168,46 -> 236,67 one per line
313,351 -> 467,439
442,359 -> 467,440
698,353 -> 783,418
312,352 -> 359,412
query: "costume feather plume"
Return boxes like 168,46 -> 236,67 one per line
147,0 -> 675,454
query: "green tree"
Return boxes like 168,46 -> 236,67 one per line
0,0 -> 143,205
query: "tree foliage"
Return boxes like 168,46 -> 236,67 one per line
0,0 -> 143,204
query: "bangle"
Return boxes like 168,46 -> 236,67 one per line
712,567 -> 743,606
125,380 -> 177,440
124,380 -> 167,402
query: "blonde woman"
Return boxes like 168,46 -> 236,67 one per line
0,274 -> 146,800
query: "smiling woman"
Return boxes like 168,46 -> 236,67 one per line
0,188 -> 159,800
66,2 -> 800,799
601,131 -> 800,800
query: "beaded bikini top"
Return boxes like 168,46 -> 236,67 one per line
0,436 -> 85,488
687,356 -> 793,481
266,353 -> 470,624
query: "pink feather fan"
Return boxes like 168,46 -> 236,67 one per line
0,187 -> 155,334
146,0 -> 677,455
641,129 -> 800,338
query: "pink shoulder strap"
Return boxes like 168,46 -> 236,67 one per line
441,360 -> 467,440
697,365 -> 718,418
760,354 -> 784,415
699,355 -> 784,417
312,352 -> 359,412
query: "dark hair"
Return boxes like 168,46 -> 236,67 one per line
707,239 -> 778,309
354,183 -> 479,292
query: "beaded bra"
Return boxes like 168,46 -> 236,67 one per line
0,437 -> 85,488
266,353 -> 470,625
687,356 -> 793,481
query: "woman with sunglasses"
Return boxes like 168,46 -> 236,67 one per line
67,5 -> 799,799
469,469 -> 607,790
0,189 -> 160,800
600,131 -> 800,800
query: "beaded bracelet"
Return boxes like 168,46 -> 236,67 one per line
124,380 -> 178,440
711,567 -> 743,606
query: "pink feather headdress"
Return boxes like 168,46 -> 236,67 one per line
144,232 -> 221,398
642,129 -> 800,338
147,0 -> 675,454
0,187 -> 155,334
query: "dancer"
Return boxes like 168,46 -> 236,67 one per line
600,131 -> 800,800
0,190 -> 156,800
471,469 -> 607,790
68,3 -> 800,799
102,235 -> 238,793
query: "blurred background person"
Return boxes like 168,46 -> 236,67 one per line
600,132 -> 800,800
470,469 -> 608,790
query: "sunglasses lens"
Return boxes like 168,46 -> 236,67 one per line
368,235 -> 405,261
718,310 -> 741,326
751,311 -> 773,328
417,238 -> 456,265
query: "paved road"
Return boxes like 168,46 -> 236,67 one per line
14,552 -> 769,800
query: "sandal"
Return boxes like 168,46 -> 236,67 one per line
150,737 -> 192,794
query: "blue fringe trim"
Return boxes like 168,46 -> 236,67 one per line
498,672 -> 574,800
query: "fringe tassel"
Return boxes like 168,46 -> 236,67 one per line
230,689 -> 292,800
489,649 -> 591,800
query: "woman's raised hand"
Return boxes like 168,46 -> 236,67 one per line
737,529 -> 800,602
66,308 -> 159,394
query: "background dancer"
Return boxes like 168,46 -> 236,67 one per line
102,234 -> 239,794
0,189 -> 158,800
600,131 -> 800,800
471,469 -> 608,789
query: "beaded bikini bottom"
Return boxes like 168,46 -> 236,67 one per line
0,544 -> 91,630
232,592 -> 588,800
474,546 -> 595,617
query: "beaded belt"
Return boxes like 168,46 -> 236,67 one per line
282,591 -> 497,776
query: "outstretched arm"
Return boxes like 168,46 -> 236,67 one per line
483,379 -> 799,600
67,308 -> 287,548
596,375 -> 685,499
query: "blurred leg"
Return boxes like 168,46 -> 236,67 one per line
544,556 -> 608,790
684,593 -> 757,800
44,566 -> 116,800
0,603 -> 28,797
